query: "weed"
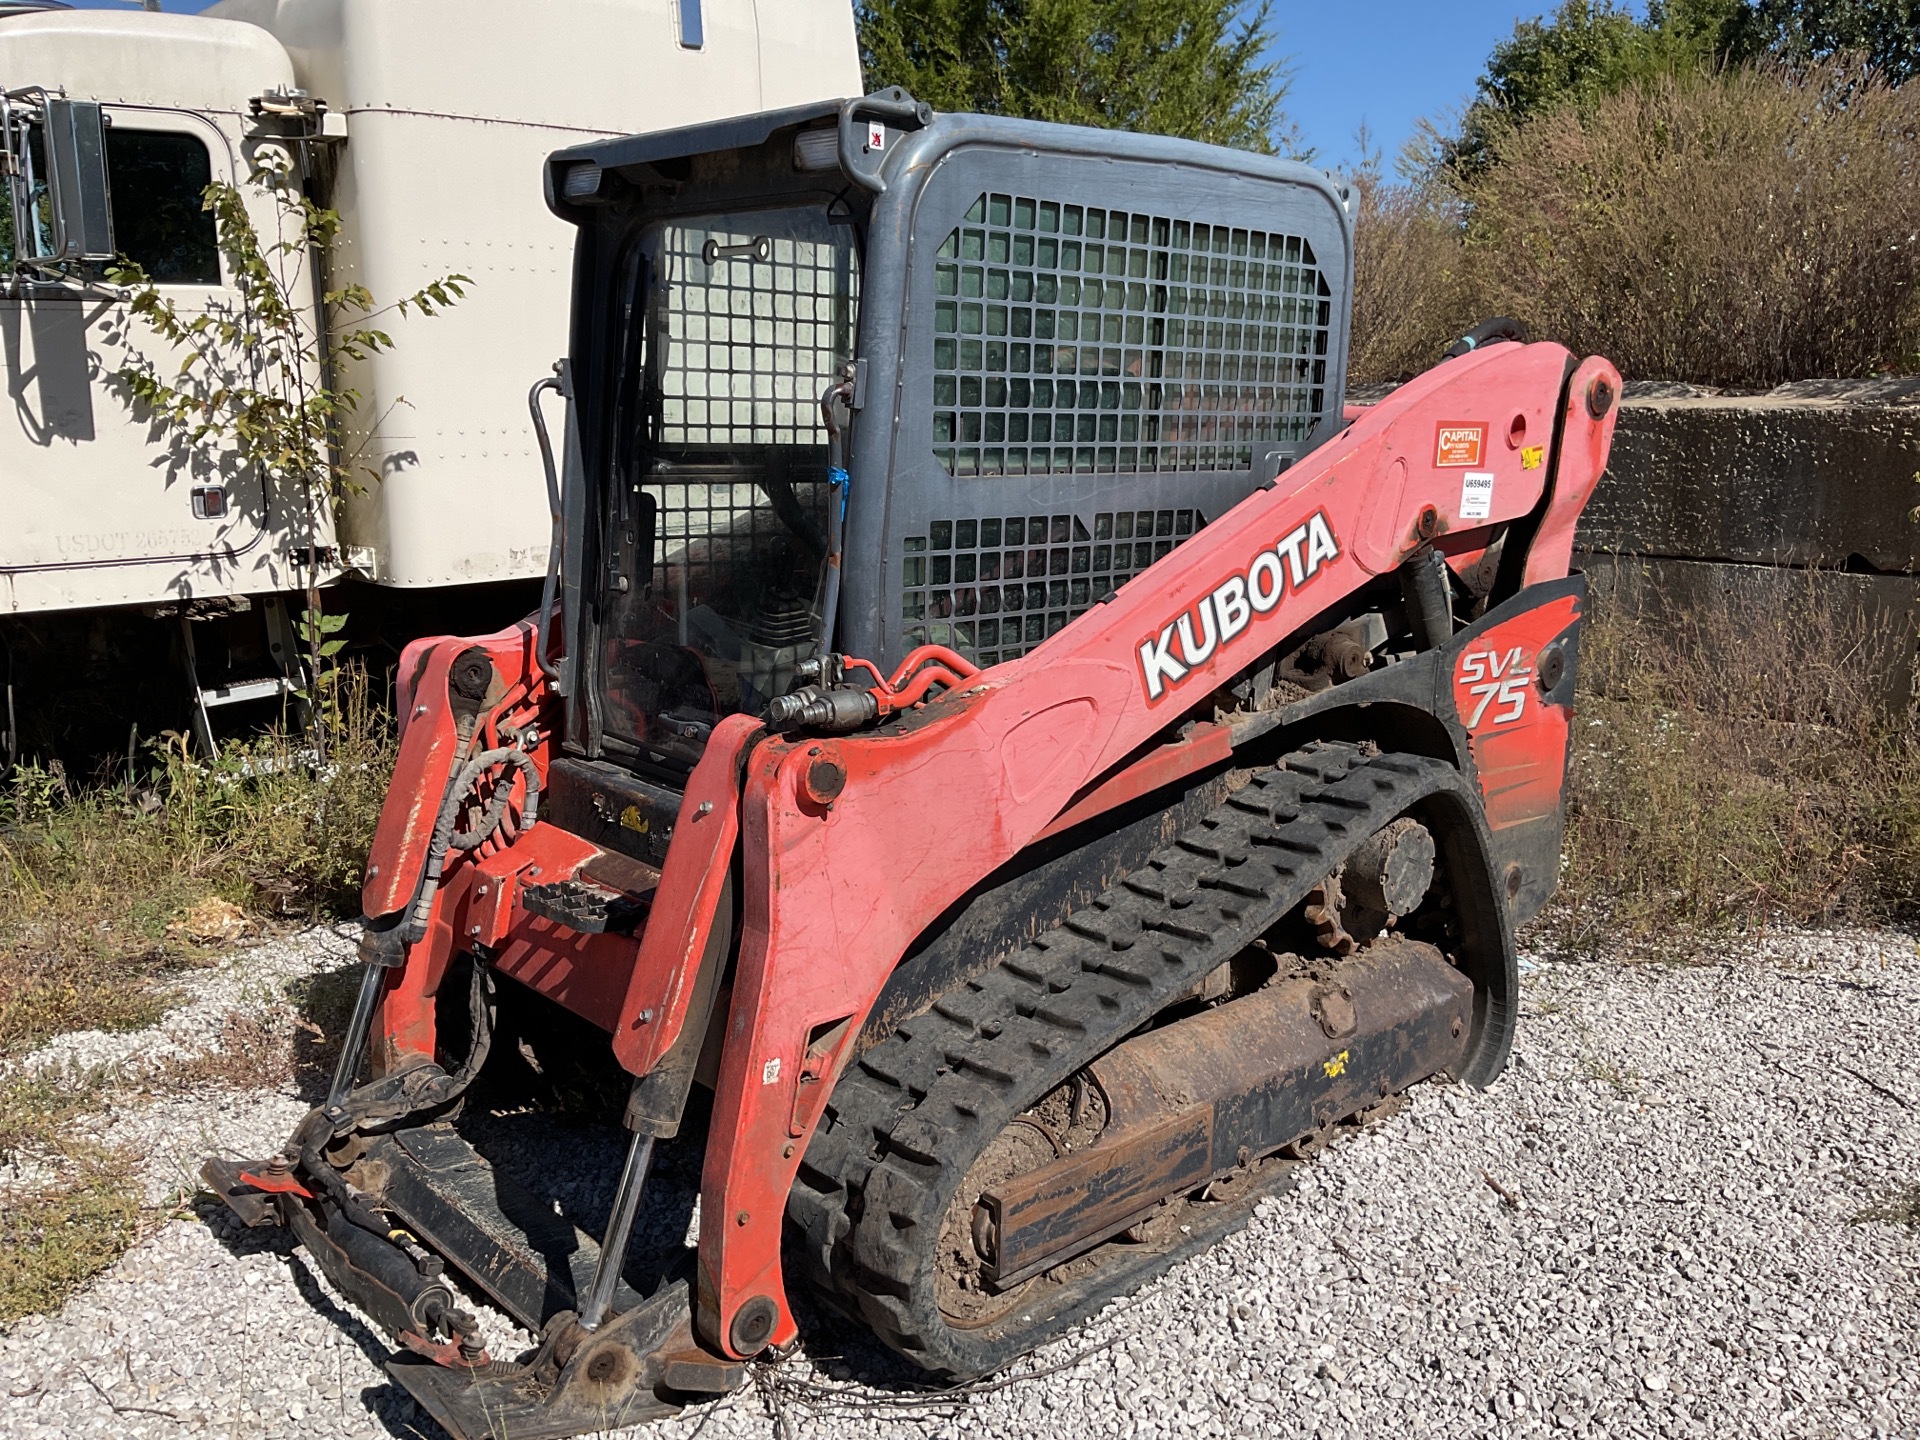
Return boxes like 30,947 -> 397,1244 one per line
150,1011 -> 297,1094
0,665 -> 393,1059
1578,1053 -> 1644,1097
0,1066 -> 109,1170
1544,564 -> 1920,950
1849,1183 -> 1920,1229
0,1150 -> 143,1323
0,1060 -> 151,1323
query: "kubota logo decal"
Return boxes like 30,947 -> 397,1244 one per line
1137,511 -> 1340,702
1456,646 -> 1533,728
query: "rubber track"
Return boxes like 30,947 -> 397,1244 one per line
787,741 -> 1487,1379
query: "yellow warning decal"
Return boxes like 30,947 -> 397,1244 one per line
1322,1049 -> 1349,1079
1520,445 -> 1545,470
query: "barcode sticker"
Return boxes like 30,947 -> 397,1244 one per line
1460,471 -> 1495,520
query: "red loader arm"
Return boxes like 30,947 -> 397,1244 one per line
696,340 -> 1619,1355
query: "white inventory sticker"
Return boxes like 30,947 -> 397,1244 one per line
1460,470 -> 1495,520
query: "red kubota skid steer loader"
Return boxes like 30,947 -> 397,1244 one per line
205,90 -> 1616,1439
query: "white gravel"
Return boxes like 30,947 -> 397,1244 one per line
1,926 -> 358,1206
9,925 -> 359,1083
2,926 -> 1916,1440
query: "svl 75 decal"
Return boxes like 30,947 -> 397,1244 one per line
1456,646 -> 1533,728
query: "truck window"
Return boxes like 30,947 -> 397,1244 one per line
0,125 -> 219,282
106,129 -> 218,284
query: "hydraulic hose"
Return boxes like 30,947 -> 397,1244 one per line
529,369 -> 566,686
404,746 -> 542,944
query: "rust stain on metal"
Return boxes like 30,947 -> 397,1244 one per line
980,938 -> 1472,1286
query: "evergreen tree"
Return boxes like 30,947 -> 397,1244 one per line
1757,0 -> 1920,81
856,0 -> 1303,156
1445,0 -> 1762,173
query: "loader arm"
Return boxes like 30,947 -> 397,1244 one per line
697,339 -> 1619,1355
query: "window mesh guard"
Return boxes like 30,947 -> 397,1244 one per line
659,216 -> 859,448
932,193 -> 1333,477
641,468 -> 828,621
902,508 -> 1203,666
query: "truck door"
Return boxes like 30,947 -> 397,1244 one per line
1,106 -> 283,613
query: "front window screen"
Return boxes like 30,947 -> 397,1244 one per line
600,206 -> 859,763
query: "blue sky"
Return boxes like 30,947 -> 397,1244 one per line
1269,2 -> 1552,166
70,0 -> 1550,165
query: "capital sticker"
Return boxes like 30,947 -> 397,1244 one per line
1460,471 -> 1495,520
1434,423 -> 1486,468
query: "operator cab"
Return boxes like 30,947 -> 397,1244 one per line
593,202 -> 857,769
547,94 -> 1354,780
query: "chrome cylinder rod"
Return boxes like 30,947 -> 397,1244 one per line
578,1129 -> 656,1332
325,959 -> 389,1113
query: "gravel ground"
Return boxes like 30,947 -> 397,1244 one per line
1,927 -> 356,1206
1,927 -> 1916,1440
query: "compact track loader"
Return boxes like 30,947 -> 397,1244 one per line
206,91 -> 1618,1439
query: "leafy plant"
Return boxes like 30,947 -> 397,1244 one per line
857,0 -> 1304,156
108,149 -> 468,755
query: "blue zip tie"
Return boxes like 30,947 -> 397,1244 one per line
827,465 -> 850,489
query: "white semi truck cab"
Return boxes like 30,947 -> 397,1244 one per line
0,0 -> 860,613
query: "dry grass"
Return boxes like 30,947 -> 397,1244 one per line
1348,171 -> 1480,385
1546,564 -> 1920,951
0,667 -> 393,1059
0,1153 -> 143,1324
0,1069 -> 144,1325
0,670 -> 390,1326
1349,60 -> 1920,386
150,1011 -> 300,1094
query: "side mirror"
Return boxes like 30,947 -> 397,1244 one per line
2,93 -> 115,272
38,98 -> 114,264
35,98 -> 112,264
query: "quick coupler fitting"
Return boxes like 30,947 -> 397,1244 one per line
766,685 -> 880,732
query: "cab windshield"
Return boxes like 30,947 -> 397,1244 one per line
599,204 -> 859,765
